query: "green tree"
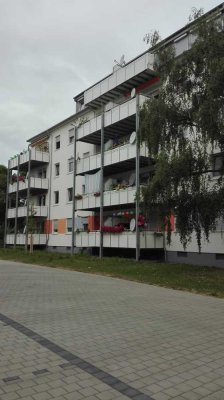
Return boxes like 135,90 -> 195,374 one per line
140,8 -> 224,251
0,165 -> 7,246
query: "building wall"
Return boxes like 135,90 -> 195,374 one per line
44,114 -> 95,248
6,4 -> 224,267
167,251 -> 224,269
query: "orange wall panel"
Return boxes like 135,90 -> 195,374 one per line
170,215 -> 175,231
44,220 -> 52,234
57,219 -> 66,234
88,216 -> 100,231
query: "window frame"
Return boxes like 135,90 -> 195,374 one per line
38,195 -> 46,206
55,163 -> 60,177
53,219 -> 58,233
67,187 -> 73,202
54,190 -> 59,204
68,157 -> 74,173
67,218 -> 72,233
68,129 -> 74,145
55,135 -> 60,150
212,153 -> 224,177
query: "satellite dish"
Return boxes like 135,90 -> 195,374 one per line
120,54 -> 126,66
129,131 -> 136,144
129,173 -> 135,186
114,54 -> 126,67
130,218 -> 136,232
131,88 -> 136,98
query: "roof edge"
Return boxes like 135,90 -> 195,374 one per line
27,107 -> 89,143
73,2 -> 224,100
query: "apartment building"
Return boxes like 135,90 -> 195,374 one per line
5,110 -> 95,252
5,3 -> 224,267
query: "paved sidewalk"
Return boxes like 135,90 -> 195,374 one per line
0,260 -> 223,400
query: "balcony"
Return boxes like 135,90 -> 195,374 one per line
9,178 -> 48,193
76,142 -> 148,175
75,231 -> 163,249
6,234 -> 47,246
7,206 -> 48,219
76,187 -> 137,210
83,52 -> 155,108
9,148 -> 49,170
77,97 -> 137,142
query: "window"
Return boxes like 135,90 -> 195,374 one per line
67,218 -> 72,233
38,195 -> 46,206
54,191 -> 59,204
38,168 -> 46,179
177,251 -> 188,258
68,129 -> 74,144
55,135 -> 60,150
68,157 -> 74,173
67,187 -> 73,202
213,153 -> 224,177
53,220 -> 58,233
214,217 -> 224,231
55,163 -> 60,177
216,253 -> 224,260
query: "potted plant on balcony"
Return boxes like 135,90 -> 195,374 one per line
102,224 -> 124,233
74,194 -> 83,200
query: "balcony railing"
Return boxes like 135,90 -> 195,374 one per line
76,142 -> 148,175
77,97 -> 136,141
9,148 -> 49,170
76,187 -> 137,210
7,206 -> 48,219
9,178 -> 48,193
84,52 -> 154,105
75,231 -> 163,249
6,234 -> 47,246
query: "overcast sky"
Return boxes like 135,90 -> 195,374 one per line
0,0 -> 222,166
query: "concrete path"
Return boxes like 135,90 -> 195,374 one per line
0,260 -> 223,400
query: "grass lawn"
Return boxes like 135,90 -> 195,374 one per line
0,248 -> 223,298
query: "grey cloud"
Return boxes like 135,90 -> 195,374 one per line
0,0 -> 221,165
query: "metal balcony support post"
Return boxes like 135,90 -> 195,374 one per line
25,146 -> 31,252
136,93 -> 140,261
46,132 -> 53,247
71,127 -> 77,256
14,155 -> 20,248
4,162 -> 10,248
99,110 -> 104,258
